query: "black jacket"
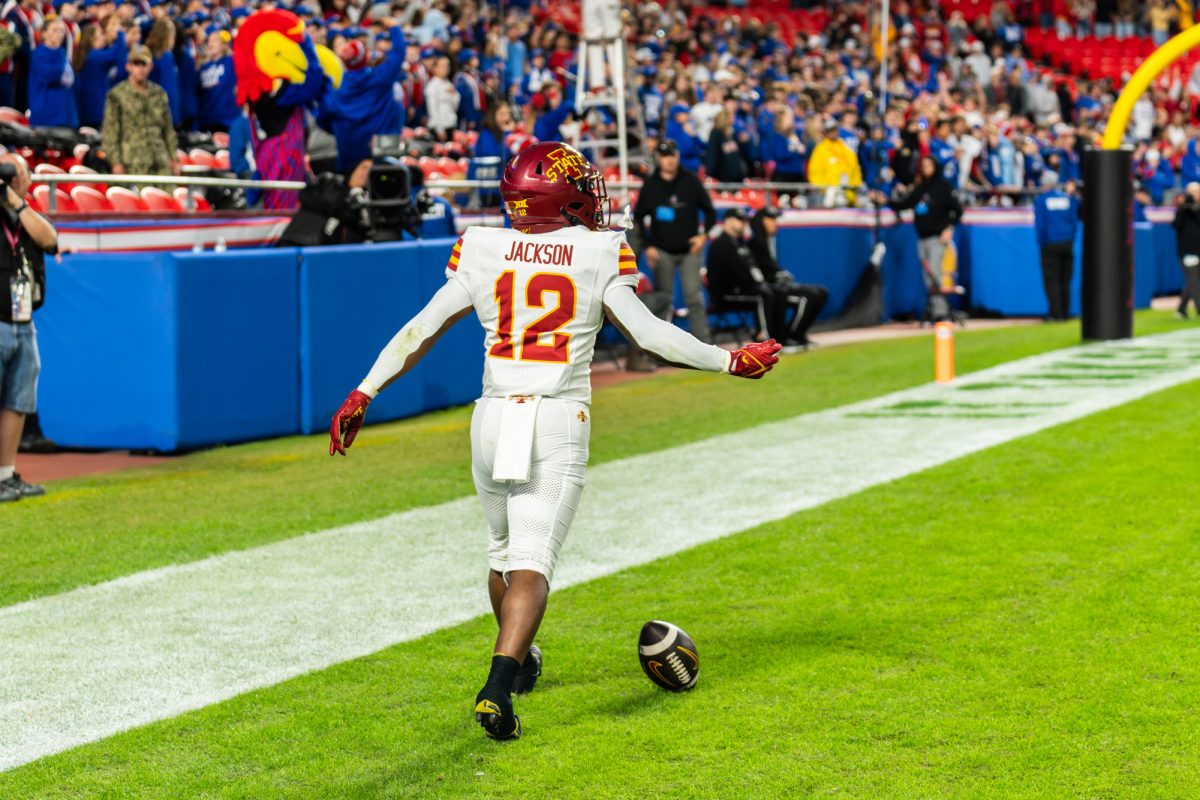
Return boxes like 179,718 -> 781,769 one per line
632,167 -> 717,255
706,231 -> 761,298
705,129 -> 748,183
1173,200 -> 1200,256
890,130 -> 920,186
888,161 -> 963,239
0,211 -> 50,323
747,214 -> 784,282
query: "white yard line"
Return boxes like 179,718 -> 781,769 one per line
3,331 -> 1200,772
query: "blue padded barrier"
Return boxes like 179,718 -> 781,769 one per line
965,224 -> 1074,317
1150,221 -> 1185,296
171,249 -> 302,449
298,241 -> 430,434
37,252 -> 180,450
36,249 -> 301,451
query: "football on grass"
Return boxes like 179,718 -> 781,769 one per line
638,620 -> 699,691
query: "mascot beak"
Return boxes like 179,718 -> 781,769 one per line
316,44 -> 344,90
254,28 -> 309,84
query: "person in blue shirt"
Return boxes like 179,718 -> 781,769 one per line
453,49 -> 483,130
664,103 -> 703,172
1182,140 -> 1200,186
146,18 -> 178,126
1140,149 -> 1176,204
1020,137 -> 1045,189
521,48 -> 552,97
838,110 -> 861,154
197,26 -> 237,131
469,100 -> 512,207
227,109 -> 261,206
72,18 -> 125,128
175,18 -> 200,130
403,165 -> 457,239
761,106 -> 806,183
530,81 -> 574,143
929,119 -> 957,185
637,69 -> 663,134
1033,174 -> 1081,321
502,24 -> 525,95
997,10 -> 1023,52
320,20 -> 407,174
29,18 -> 78,128
859,124 -> 892,190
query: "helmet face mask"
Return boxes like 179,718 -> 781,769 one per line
501,142 -> 609,233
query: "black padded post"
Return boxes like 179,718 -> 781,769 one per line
1081,147 -> 1134,340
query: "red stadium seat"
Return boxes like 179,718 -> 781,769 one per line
213,149 -> 230,170
0,106 -> 29,126
176,149 -> 193,166
69,164 -> 106,194
106,186 -> 148,212
141,186 -> 182,212
70,185 -> 113,212
33,162 -> 73,193
211,131 -> 230,148
188,149 -> 219,169
173,187 -> 211,211
32,185 -> 77,213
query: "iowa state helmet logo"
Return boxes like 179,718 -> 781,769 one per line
543,147 -> 589,182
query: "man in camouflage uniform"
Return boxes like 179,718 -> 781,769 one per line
101,45 -> 178,177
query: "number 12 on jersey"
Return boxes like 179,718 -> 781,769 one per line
489,270 -> 578,363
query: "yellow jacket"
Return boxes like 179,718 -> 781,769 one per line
807,137 -> 863,188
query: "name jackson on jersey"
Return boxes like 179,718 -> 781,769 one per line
504,240 -> 575,267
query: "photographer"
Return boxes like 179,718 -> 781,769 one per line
278,160 -> 437,246
1172,182 -> 1200,320
0,153 -> 57,501
277,158 -> 374,247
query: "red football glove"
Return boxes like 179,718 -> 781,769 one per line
728,339 -> 783,379
330,390 -> 372,456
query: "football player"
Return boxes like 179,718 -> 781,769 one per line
330,142 -> 782,740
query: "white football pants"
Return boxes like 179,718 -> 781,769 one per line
471,396 -> 590,583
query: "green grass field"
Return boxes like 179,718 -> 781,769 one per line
4,312 -> 1199,798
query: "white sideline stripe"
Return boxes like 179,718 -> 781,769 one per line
3,331 -> 1200,772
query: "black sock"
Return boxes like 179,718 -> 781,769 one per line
484,654 -> 521,694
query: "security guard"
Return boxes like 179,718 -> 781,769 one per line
1033,173 -> 1081,321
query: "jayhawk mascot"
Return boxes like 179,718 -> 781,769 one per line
233,9 -> 344,210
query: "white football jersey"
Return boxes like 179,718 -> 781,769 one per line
447,225 -> 639,403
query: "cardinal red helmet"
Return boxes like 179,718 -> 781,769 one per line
499,141 -> 609,233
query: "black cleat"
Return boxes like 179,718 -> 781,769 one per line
474,686 -> 521,740
512,645 -> 542,695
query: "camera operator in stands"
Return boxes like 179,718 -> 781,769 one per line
0,153 -> 57,501
278,159 -> 438,246
278,158 -> 373,247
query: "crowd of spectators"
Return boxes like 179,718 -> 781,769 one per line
2,0 -> 1200,209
